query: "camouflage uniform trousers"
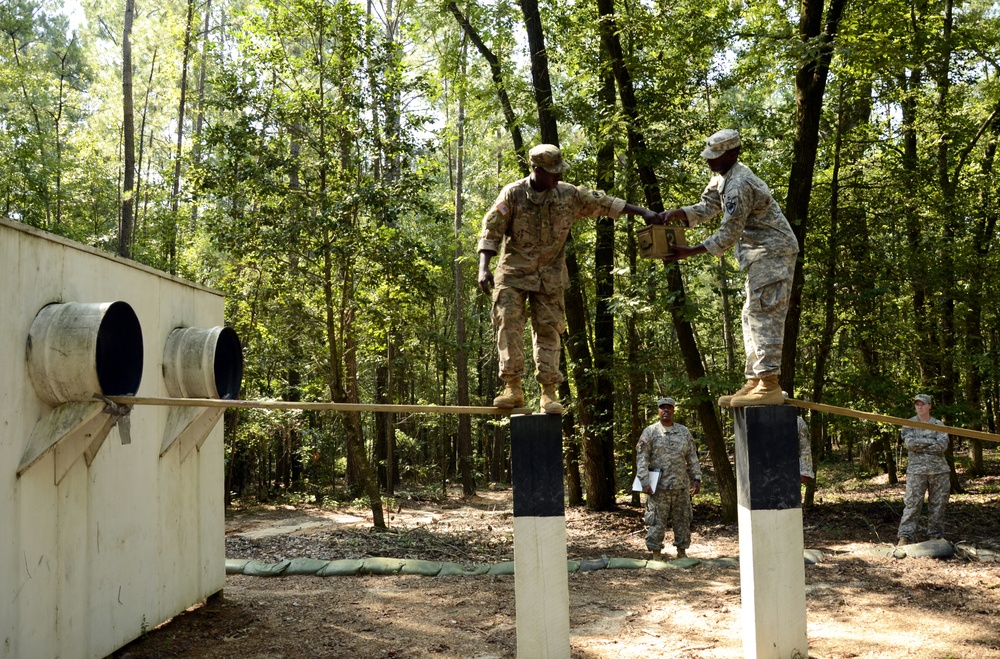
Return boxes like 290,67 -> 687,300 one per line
742,254 -> 797,378
644,489 -> 693,552
492,285 -> 565,385
898,471 -> 950,539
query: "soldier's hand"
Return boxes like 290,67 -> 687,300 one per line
478,267 -> 495,294
641,208 -> 662,226
661,209 -> 687,226
691,481 -> 701,496
663,243 -> 698,262
642,486 -> 653,495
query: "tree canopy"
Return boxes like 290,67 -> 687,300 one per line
6,0 -> 1000,517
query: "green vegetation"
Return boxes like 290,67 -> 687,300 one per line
5,0 -> 999,518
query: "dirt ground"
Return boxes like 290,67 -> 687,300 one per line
114,465 -> 1000,659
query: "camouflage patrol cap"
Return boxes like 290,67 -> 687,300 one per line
657,397 -> 676,408
914,393 -> 932,404
529,144 -> 570,173
700,129 -> 741,159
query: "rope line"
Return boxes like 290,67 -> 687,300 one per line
785,398 -> 1000,444
105,395 -> 533,416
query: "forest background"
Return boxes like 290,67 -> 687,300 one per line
4,0 -> 1000,524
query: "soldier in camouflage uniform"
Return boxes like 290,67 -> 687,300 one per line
478,144 -> 660,414
898,394 -> 951,544
658,129 -> 799,406
636,397 -> 702,558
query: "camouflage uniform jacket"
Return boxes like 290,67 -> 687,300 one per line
902,417 -> 950,475
636,422 -> 701,491
681,162 -> 798,271
477,178 -> 628,293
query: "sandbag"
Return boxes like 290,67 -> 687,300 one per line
226,559 -> 250,574
286,558 -> 331,575
399,560 -> 443,576
242,559 -> 290,577
487,561 -> 515,575
360,558 -> 406,575
437,563 -> 490,576
317,559 -> 365,576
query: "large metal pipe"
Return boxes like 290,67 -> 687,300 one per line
26,301 -> 144,406
162,326 -> 243,399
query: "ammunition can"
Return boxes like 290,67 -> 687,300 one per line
637,225 -> 686,259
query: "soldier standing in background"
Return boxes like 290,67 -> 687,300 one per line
636,397 -> 702,559
659,129 -> 799,407
898,394 -> 951,544
477,144 -> 660,414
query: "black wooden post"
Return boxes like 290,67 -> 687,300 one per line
511,413 -> 569,658
733,405 -> 808,658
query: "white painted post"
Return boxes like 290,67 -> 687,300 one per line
733,405 -> 808,659
511,413 -> 570,659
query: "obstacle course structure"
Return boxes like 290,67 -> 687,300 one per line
0,218 -> 239,658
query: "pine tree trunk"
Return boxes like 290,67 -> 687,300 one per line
779,0 -> 848,394
118,0 -> 136,258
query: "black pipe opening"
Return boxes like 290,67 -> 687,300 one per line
213,327 -> 243,400
96,301 -> 144,397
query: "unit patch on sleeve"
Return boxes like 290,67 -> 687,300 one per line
724,194 -> 738,217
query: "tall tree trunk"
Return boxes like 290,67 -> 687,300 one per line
561,347 -> 583,506
519,0 -> 558,144
168,0 -> 195,274
454,41 -> 474,497
597,0 -> 737,519
779,0 -> 848,395
592,26 -> 617,502
118,0 -> 136,258
965,110 -> 1000,475
189,0 -> 211,229
564,237 -> 609,508
448,2 -> 529,174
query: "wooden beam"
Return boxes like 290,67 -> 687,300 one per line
106,396 -> 532,416
784,398 -> 1000,444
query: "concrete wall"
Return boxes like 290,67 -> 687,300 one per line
0,219 -> 225,658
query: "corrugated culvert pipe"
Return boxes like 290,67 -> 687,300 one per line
26,301 -> 144,406
163,326 -> 243,399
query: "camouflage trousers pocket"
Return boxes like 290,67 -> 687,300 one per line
644,509 -> 657,527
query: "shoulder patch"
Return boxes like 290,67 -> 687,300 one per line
724,194 -> 738,217
496,201 -> 509,216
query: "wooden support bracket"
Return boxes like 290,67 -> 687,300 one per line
18,401 -> 118,485
160,405 -> 226,461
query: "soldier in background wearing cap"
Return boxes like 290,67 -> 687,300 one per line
897,393 -> 951,544
635,397 -> 701,559
478,144 -> 660,414
657,129 -> 799,407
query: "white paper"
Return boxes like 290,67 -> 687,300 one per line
632,468 -> 660,493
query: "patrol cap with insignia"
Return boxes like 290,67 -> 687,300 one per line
700,128 -> 741,159
914,393 -> 932,404
657,397 -> 676,408
529,144 -> 570,173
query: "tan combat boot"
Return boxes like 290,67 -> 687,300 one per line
540,383 -> 563,415
718,378 -> 759,407
730,375 -> 784,406
493,378 -> 525,408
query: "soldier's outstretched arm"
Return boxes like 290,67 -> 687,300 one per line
622,202 -> 661,226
